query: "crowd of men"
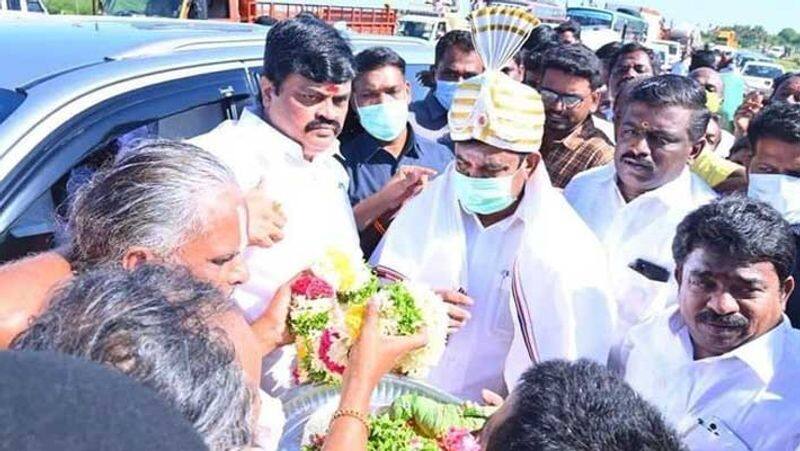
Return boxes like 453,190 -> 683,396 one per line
1,7 -> 800,450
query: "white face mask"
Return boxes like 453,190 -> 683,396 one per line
748,173 -> 800,224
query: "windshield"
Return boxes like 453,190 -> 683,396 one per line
103,0 -> 182,17
398,21 -> 435,40
0,89 -> 25,125
567,9 -> 613,28
744,65 -> 783,79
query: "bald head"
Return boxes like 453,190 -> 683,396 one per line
689,67 -> 724,97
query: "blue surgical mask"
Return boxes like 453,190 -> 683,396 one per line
357,100 -> 409,142
748,173 -> 800,224
453,170 -> 518,215
434,80 -> 460,111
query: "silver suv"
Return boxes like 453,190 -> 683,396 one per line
0,14 -> 434,261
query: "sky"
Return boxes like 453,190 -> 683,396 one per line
566,0 -> 800,34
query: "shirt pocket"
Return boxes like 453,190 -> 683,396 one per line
489,270 -> 515,341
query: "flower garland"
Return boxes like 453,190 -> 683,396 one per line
289,248 -> 449,385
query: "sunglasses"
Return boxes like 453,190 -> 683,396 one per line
538,87 -> 586,109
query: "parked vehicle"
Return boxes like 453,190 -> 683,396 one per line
0,14 -> 434,261
566,7 -> 648,42
715,29 -> 737,48
741,61 -> 785,93
0,0 -> 47,13
767,45 -> 786,59
649,39 -> 682,68
396,13 -> 466,43
97,0 -> 398,34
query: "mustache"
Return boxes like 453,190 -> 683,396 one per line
620,153 -> 654,169
305,118 -> 341,134
696,310 -> 749,328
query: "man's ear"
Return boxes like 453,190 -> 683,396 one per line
524,152 -> 541,176
674,265 -> 684,285
260,76 -> 276,111
781,276 -> 795,312
121,247 -> 157,271
688,136 -> 706,161
589,89 -> 602,114
405,81 -> 412,105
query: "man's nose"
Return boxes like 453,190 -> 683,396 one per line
706,290 -> 740,316
228,256 -> 249,287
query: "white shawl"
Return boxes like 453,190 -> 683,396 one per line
372,163 -> 617,388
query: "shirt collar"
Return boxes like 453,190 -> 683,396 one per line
361,124 -> 417,163
424,90 -> 448,121
555,117 -> 595,151
613,165 -> 695,207
670,307 -> 788,384
238,108 -> 341,163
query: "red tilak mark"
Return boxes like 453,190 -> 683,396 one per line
323,84 -> 340,94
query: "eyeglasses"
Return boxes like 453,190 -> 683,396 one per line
538,87 -> 586,109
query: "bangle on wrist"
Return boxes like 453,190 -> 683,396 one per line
329,408 -> 370,435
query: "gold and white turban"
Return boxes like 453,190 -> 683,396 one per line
448,5 -> 545,153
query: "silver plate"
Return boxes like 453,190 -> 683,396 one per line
277,375 -> 461,450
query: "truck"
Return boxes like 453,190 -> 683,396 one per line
715,29 -> 738,48
96,0 -> 398,35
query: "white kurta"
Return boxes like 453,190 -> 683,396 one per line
190,109 -> 361,320
190,109 -> 361,395
564,164 -> 717,332
372,163 -> 617,401
423,203 -> 524,400
611,306 -> 800,451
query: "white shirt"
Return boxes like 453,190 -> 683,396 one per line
613,306 -> 800,451
425,206 -> 524,401
564,164 -> 717,331
190,109 -> 361,321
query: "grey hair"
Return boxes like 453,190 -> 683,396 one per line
11,264 -> 255,450
68,139 -> 237,271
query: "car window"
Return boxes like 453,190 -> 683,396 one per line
26,0 -> 43,12
0,68 -> 253,262
744,65 -> 783,79
7,0 -> 20,10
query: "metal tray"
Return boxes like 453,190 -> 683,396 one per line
277,375 -> 461,450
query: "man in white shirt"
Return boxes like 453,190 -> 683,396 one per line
191,16 -> 360,320
565,75 -> 717,331
190,15 -> 361,392
611,196 -> 800,450
373,6 -> 616,402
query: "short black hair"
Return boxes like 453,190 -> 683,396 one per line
435,30 -> 475,67
626,74 -> 710,142
770,72 -> 800,101
748,102 -> 800,153
555,19 -> 581,39
541,44 -> 604,89
354,46 -> 406,78
487,360 -> 685,451
596,41 -> 623,61
689,49 -> 717,71
673,196 -> 796,281
609,42 -> 660,75
523,24 -> 558,52
262,14 -> 354,90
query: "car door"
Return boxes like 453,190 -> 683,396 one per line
0,64 -> 254,262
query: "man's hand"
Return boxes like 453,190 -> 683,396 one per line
734,91 -> 765,138
353,166 -> 436,231
345,300 -> 429,389
437,289 -> 473,335
379,166 -> 437,211
250,277 -> 296,356
245,178 -> 286,248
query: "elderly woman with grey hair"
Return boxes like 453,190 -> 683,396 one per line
11,265 -> 256,450
0,139 -> 428,450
